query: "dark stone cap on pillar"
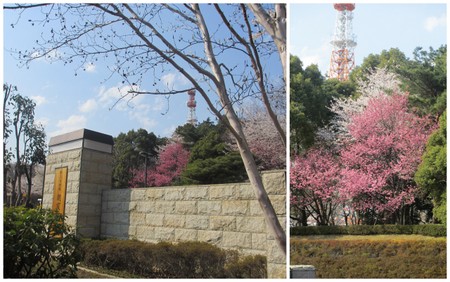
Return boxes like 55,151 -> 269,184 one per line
49,128 -> 114,154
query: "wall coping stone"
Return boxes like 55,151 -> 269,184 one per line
48,129 -> 114,154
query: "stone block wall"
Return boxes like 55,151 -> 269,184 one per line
43,148 -> 113,238
77,149 -> 113,237
101,170 -> 286,278
43,149 -> 83,230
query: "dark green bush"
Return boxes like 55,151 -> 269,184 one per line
224,251 -> 267,278
80,239 -> 266,278
3,207 -> 81,278
291,224 -> 446,237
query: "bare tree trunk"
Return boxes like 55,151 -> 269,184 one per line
3,164 -> 8,205
3,84 -> 11,206
193,4 -> 286,255
10,169 -> 17,206
247,4 -> 286,81
231,114 -> 286,254
24,163 -> 33,207
14,141 -> 22,207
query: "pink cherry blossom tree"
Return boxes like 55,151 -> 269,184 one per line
129,142 -> 189,188
340,92 -> 434,224
290,147 -> 342,226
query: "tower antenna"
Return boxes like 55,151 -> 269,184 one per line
329,3 -> 356,81
186,89 -> 197,125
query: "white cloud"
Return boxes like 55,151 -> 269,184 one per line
425,14 -> 446,32
297,41 -> 332,74
161,73 -> 177,88
79,98 -> 98,113
50,115 -> 87,137
161,72 -> 189,89
162,125 -> 177,137
56,115 -> 87,129
31,95 -> 47,106
301,54 -> 321,68
84,62 -> 96,73
34,117 -> 49,127
128,101 -> 158,129
152,96 -> 166,112
129,112 -> 157,130
97,84 -> 144,111
30,49 -> 62,62
97,84 -> 161,129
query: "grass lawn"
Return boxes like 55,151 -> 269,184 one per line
291,234 -> 446,278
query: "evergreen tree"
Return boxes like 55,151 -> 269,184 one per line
290,55 -> 356,153
415,111 -> 447,223
181,125 -> 246,184
112,129 -> 165,188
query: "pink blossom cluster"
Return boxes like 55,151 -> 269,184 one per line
290,147 -> 342,224
129,143 -> 190,188
341,92 -> 432,213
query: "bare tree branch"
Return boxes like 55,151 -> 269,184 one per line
128,87 -> 195,96
215,4 -> 286,146
162,4 -> 196,24
248,4 -> 286,81
4,3 -> 51,10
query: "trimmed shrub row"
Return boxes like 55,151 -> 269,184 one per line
290,236 -> 446,278
80,239 -> 266,278
290,224 -> 446,237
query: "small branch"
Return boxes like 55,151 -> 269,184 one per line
128,87 -> 195,96
3,3 -> 51,10
162,4 -> 196,24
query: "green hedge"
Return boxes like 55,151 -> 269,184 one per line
290,236 -> 446,278
80,239 -> 266,278
291,224 -> 446,237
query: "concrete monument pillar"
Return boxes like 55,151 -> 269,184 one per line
42,129 -> 113,238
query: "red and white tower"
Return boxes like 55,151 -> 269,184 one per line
329,3 -> 356,81
186,89 -> 197,125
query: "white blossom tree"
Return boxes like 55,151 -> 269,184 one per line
236,103 -> 285,171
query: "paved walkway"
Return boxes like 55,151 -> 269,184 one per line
77,266 -> 120,279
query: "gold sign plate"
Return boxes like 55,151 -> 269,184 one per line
52,167 -> 68,215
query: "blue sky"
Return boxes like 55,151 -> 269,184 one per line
290,2 -> 447,75
3,5 -> 208,140
3,4 -> 284,145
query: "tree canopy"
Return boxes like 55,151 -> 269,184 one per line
415,111 -> 447,223
3,83 -> 47,206
350,46 -> 447,116
181,122 -> 246,184
174,119 -> 217,148
290,54 -> 356,153
129,142 -> 190,188
112,128 -> 165,188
